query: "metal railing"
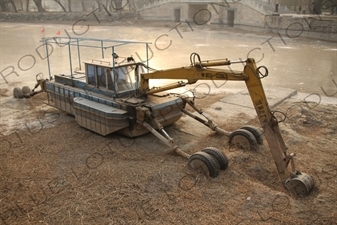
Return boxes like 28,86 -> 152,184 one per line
241,0 -> 266,14
139,0 -> 268,15
140,0 -> 225,10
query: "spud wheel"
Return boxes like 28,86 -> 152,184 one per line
285,172 -> 314,197
229,129 -> 257,150
188,152 -> 220,178
202,147 -> 228,170
13,87 -> 24,99
240,125 -> 263,144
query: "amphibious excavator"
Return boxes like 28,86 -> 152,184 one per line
14,37 -> 314,196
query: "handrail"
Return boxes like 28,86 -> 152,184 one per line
138,0 -> 268,15
40,37 -> 152,80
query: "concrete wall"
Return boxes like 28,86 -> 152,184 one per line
188,4 -> 209,23
138,2 -> 337,41
265,15 -> 337,40
139,2 -> 267,27
0,11 -> 123,22
206,2 -> 266,27
139,3 -> 189,21
10,0 -> 113,12
234,3 -> 266,27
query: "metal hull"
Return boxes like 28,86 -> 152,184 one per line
45,76 -> 183,137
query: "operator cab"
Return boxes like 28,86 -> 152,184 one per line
84,57 -> 143,97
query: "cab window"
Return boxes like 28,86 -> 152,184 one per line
87,64 -> 96,86
114,65 -> 139,92
97,66 -> 106,88
86,64 -> 114,91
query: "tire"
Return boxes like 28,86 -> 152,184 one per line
22,86 -> 31,98
202,147 -> 228,170
229,129 -> 257,150
13,87 -> 24,99
240,125 -> 263,145
188,151 -> 220,178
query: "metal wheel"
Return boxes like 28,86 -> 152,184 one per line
202,147 -> 228,170
240,125 -> 263,145
13,87 -> 24,99
285,172 -> 314,197
229,129 -> 257,150
188,152 -> 220,178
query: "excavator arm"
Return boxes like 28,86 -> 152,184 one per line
140,58 -> 246,94
140,56 -> 314,196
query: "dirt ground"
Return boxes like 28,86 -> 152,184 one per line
0,88 -> 337,225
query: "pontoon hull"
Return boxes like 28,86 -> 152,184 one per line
45,76 -> 183,137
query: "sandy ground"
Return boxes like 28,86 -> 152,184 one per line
0,21 -> 337,224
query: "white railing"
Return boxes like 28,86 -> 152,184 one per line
140,0 -> 227,10
241,0 -> 266,14
139,0 -> 270,15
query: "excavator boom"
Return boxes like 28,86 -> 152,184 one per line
140,55 -> 314,196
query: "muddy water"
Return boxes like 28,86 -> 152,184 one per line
0,22 -> 336,95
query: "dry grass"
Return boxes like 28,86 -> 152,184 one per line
1,96 -> 336,225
